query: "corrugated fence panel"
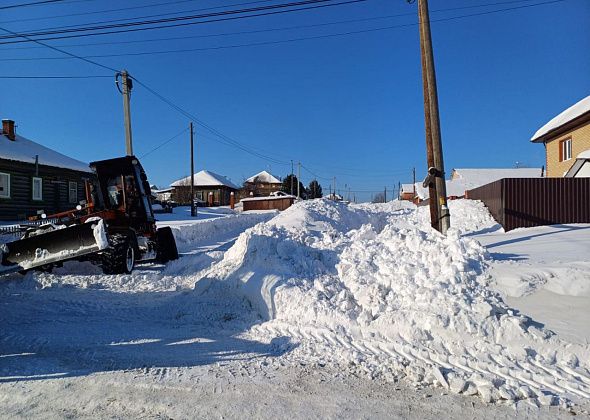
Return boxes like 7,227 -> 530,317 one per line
467,178 -> 590,231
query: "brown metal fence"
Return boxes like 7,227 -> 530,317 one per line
241,197 -> 295,211
467,178 -> 590,231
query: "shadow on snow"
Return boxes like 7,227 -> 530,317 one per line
0,283 -> 295,383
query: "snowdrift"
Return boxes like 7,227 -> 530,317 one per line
201,199 -> 590,407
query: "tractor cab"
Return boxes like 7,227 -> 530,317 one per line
89,156 -> 155,230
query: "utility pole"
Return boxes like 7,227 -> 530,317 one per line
415,0 -> 450,233
190,122 -> 195,217
412,167 -> 416,201
297,162 -> 301,198
384,187 -> 387,203
290,160 -> 294,195
333,177 -> 336,200
117,70 -> 134,156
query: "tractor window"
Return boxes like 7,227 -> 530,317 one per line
106,177 -> 124,208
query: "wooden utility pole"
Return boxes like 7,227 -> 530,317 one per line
190,122 -> 196,217
290,160 -> 294,195
120,70 -> 134,156
416,0 -> 450,233
412,167 -> 416,200
333,177 -> 336,200
297,162 -> 301,198
384,187 -> 387,203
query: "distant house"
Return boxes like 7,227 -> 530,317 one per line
152,187 -> 172,202
0,119 -> 93,221
170,170 -> 239,206
243,170 -> 282,197
410,167 -> 543,202
530,94 -> 590,177
400,184 -> 416,201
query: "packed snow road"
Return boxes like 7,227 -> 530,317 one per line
0,201 -> 589,418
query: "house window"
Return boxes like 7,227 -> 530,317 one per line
0,173 -> 10,198
560,138 -> 572,161
32,177 -> 43,201
69,181 -> 78,204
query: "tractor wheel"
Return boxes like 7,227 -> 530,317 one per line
155,227 -> 179,263
101,233 -> 136,274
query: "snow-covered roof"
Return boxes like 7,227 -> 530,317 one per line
400,184 -> 416,194
170,170 -> 239,189
245,170 -> 281,184
531,95 -> 590,142
452,168 -> 543,190
414,179 -> 467,200
0,133 -> 91,173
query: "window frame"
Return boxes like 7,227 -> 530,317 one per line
68,181 -> 78,204
560,138 -> 572,162
0,172 -> 10,199
32,176 -> 43,201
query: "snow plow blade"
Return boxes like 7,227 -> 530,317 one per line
0,221 -> 108,274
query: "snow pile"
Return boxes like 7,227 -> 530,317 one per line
200,199 -> 590,406
162,211 -> 277,253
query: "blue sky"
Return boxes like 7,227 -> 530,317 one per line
1,0 -> 589,202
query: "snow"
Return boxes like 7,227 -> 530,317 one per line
91,219 -> 109,250
170,170 -> 239,189
0,133 -> 91,173
531,94 -> 590,142
1,199 -> 589,417
578,149 -> 590,159
400,183 -> 416,194
411,168 -> 544,200
245,170 -> 281,184
451,168 -> 544,190
197,199 -> 590,406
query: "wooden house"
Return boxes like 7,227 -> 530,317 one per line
243,170 -> 282,197
170,170 -> 239,206
0,119 -> 93,221
531,94 -> 590,177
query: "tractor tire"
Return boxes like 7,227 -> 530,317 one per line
101,233 -> 136,274
155,227 -> 179,263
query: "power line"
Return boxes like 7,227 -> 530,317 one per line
131,76 -> 290,166
0,74 -> 110,78
0,0 -> 566,58
140,127 -> 189,158
0,0 -> 66,10
0,25 -> 118,72
22,0 -> 278,32
0,0 -> 202,24
0,0 -> 362,42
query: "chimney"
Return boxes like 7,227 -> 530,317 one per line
2,119 -> 15,141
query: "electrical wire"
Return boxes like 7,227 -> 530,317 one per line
0,0 -> 66,10
0,0 -> 542,51
0,25 -> 119,72
140,127 -> 189,158
0,74 -> 110,78
24,0 -> 279,32
0,0 -> 361,42
132,76 -> 291,166
0,0 -> 566,58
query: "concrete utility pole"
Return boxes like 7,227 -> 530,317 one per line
120,70 -> 134,156
190,122 -> 196,217
415,0 -> 450,233
297,162 -> 301,198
